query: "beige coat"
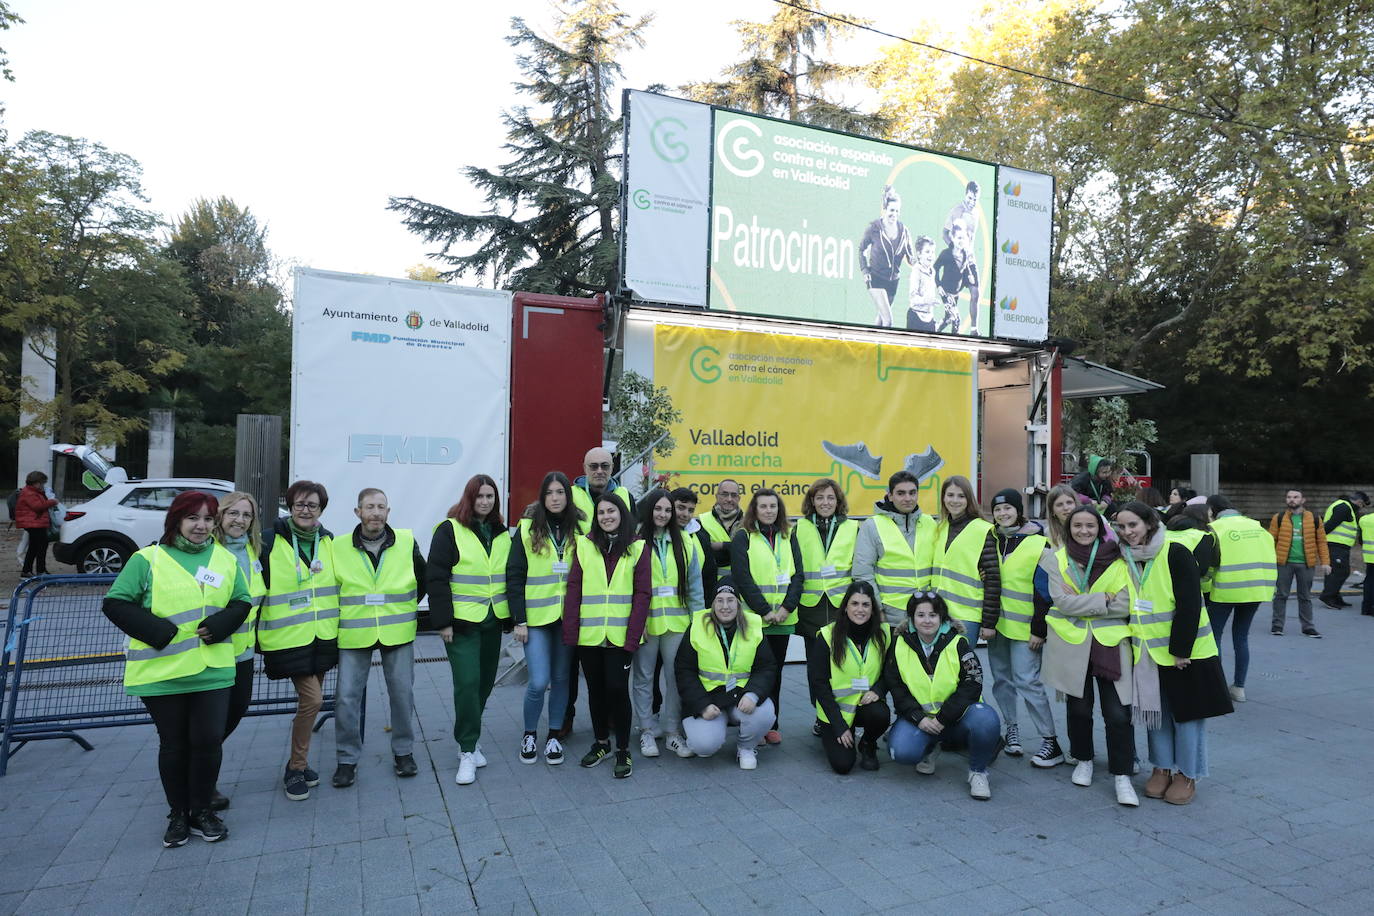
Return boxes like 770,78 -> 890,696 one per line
1038,546 -> 1133,705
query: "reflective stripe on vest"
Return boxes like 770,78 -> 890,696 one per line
124,544 -> 238,688
229,545 -> 266,663
687,608 -> 763,691
518,518 -> 571,627
1046,550 -> 1132,647
797,517 -> 859,607
1361,515 -> 1374,564
258,532 -> 339,652
995,534 -> 1046,641
646,533 -> 691,637
575,536 -> 644,647
448,520 -> 511,622
333,528 -> 420,648
1324,499 -> 1357,547
1123,544 -> 1219,666
814,621 -> 889,726
892,636 -> 963,716
745,530 -> 797,625
870,514 -> 937,619
1207,516 -> 1277,603
932,518 -> 992,624
572,485 -> 633,536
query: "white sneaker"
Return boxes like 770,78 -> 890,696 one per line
1115,775 -> 1139,807
639,732 -> 660,757
968,771 -> 991,800
1072,760 -> 1094,787
544,736 -> 564,765
738,748 -> 758,770
915,747 -> 941,775
664,734 -> 694,758
455,752 -> 477,785
472,745 -> 487,768
1229,684 -> 1246,702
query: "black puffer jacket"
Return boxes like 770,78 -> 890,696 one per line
259,517 -> 338,679
885,628 -> 983,728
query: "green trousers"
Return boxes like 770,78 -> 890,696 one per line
446,611 -> 502,752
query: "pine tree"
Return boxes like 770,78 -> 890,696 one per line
389,1 -> 649,296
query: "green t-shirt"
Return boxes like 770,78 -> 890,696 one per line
1287,513 -> 1306,565
109,543 -> 251,697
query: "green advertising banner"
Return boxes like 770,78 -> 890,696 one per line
709,112 -> 997,336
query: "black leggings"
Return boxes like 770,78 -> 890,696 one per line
579,646 -> 634,751
223,659 -> 255,740
818,700 -> 891,774
141,687 -> 231,813
1065,672 -> 1135,776
765,634 -> 791,729
21,526 -> 49,576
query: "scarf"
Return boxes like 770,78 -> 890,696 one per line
1122,525 -> 1168,729
173,534 -> 211,554
219,533 -> 252,578
1065,534 -> 1120,586
714,506 -> 743,537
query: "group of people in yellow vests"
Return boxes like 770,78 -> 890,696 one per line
102,448 -> 1272,849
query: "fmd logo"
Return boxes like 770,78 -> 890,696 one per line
348,434 -> 462,465
351,331 -> 392,344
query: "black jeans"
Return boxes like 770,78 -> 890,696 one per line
21,526 -> 49,576
765,634 -> 791,729
578,646 -> 634,751
818,700 -> 891,774
223,659 -> 255,740
1065,672 -> 1135,776
1321,544 -> 1351,602
141,687 -> 231,813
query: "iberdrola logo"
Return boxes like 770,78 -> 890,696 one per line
1001,240 -> 1020,254
998,296 -> 1018,311
405,311 -> 423,330
1002,181 -> 1022,197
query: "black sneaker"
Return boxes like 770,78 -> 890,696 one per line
544,735 -> 564,765
1271,627 -> 1283,636
580,742 -> 611,768
188,809 -> 227,843
1004,723 -> 1023,757
857,743 -> 880,771
163,810 -> 189,848
1030,737 -> 1065,768
393,754 -> 418,778
210,789 -> 230,811
812,719 -> 823,737
284,769 -> 310,801
332,764 -> 357,788
303,767 -> 320,787
1304,629 -> 1323,639
1319,597 -> 1342,610
613,749 -> 633,779
520,732 -> 538,764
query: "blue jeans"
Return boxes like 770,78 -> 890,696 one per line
522,623 -> 574,733
1207,601 -> 1258,688
1147,685 -> 1209,779
888,702 -> 1001,772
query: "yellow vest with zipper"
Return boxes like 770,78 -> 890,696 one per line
932,518 -> 993,624
518,518 -> 571,627
1207,515 -> 1276,603
1122,544 -> 1220,665
744,530 -> 798,625
797,517 -> 859,607
1046,549 -> 1132,647
125,544 -> 239,688
646,533 -> 691,637
687,608 -> 764,691
892,636 -> 967,716
1324,499 -> 1357,548
871,514 -> 937,619
334,529 -> 420,648
1165,528 -> 1213,594
815,621 -> 890,726
995,534 -> 1046,641
574,536 -> 644,647
447,520 -> 511,622
258,531 -> 339,651
227,544 -> 266,663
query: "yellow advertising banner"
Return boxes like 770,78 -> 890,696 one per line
653,325 -> 974,515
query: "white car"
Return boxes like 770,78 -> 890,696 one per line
49,444 -> 235,574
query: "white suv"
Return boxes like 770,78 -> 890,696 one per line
49,444 -> 234,574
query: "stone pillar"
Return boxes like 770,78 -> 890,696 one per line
235,414 -> 282,517
147,409 -> 175,478
1190,454 -> 1219,497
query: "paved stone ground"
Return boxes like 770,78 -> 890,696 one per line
2,599 -> 1373,916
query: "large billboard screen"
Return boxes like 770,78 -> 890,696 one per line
620,91 -> 1054,343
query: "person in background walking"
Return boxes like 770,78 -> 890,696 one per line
730,488 -> 804,745
429,475 -> 511,786
795,477 -> 859,733
808,580 -> 890,774
209,491 -> 267,811
15,470 -> 57,577
563,492 -> 650,779
987,489 -> 1064,768
258,480 -> 338,803
1359,511 -> 1374,619
333,488 -> 426,788
102,491 -> 249,847
1115,501 -> 1232,806
1319,491 -> 1368,609
1204,496 -> 1277,702
931,475 -> 1001,641
674,578 -> 777,769
507,471 -> 583,766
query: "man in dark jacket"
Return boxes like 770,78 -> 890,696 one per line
1318,491 -> 1368,609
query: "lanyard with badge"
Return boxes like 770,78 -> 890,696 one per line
845,636 -> 871,692
716,622 -> 741,690
814,515 -> 839,579
1120,544 -> 1157,615
358,540 -> 386,606
176,545 -> 225,606
548,524 -> 569,579
652,533 -> 675,600
1069,541 -> 1098,593
290,530 -> 322,612
768,532 -> 790,589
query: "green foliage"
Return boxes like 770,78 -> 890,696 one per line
606,370 -> 681,488
389,0 -> 649,295
1081,397 -> 1157,475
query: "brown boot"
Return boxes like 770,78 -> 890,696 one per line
1164,773 -> 1196,805
1144,768 -> 1171,799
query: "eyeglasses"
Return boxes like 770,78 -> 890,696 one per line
586,462 -> 612,471
223,510 -> 253,520
718,490 -> 740,498
292,502 -> 321,511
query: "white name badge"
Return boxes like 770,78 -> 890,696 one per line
194,566 -> 224,588
775,573 -> 790,585
364,593 -> 386,606
851,677 -> 870,692
820,565 -> 837,578
725,675 -> 738,691
289,595 -> 311,610
310,559 -> 324,574
1134,598 -> 1154,614
552,561 -> 569,575
252,560 -> 263,574
653,585 -> 676,598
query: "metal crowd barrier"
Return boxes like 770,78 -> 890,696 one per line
0,574 -> 336,776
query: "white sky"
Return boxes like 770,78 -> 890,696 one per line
2,0 -> 981,282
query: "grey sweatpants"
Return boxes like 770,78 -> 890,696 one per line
631,631 -> 685,737
682,698 -> 775,756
